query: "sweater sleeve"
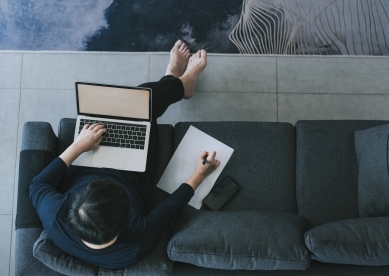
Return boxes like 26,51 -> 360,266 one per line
137,183 -> 194,257
29,157 -> 68,230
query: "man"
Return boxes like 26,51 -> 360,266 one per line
29,40 -> 220,269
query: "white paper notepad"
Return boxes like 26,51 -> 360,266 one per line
157,125 -> 234,209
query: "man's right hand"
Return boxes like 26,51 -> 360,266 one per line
74,123 -> 107,152
186,150 -> 220,191
195,151 -> 220,177
59,123 -> 107,167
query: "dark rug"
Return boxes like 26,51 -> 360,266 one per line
2,0 -> 389,55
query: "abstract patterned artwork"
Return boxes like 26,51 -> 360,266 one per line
230,0 -> 389,55
1,0 -> 388,55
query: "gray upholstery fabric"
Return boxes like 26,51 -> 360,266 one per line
296,120 -> 389,228
304,217 -> 389,266
174,122 -> 297,213
22,122 -> 58,154
58,118 -> 76,155
168,209 -> 311,270
172,261 -> 389,276
33,232 -> 97,275
16,228 -> 64,276
354,124 -> 389,217
154,124 -> 174,184
33,230 -> 173,276
16,150 -> 54,230
16,122 -> 61,275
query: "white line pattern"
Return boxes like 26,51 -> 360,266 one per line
229,0 -> 389,55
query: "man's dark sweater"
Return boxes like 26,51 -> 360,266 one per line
29,157 -> 194,269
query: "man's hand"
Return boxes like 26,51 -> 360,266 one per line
59,123 -> 107,167
186,150 -> 220,191
74,123 -> 107,152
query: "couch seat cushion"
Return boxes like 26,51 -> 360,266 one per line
33,230 -> 172,276
354,124 -> 389,217
174,122 -> 297,213
168,209 -> 311,270
304,217 -> 389,266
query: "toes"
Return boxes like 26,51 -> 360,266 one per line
179,42 -> 187,51
199,49 -> 206,58
174,40 -> 183,49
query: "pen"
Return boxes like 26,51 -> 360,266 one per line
202,154 -> 208,165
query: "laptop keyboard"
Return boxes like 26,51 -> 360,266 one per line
79,119 -> 146,150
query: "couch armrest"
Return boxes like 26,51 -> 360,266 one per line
16,151 -> 58,274
21,122 -> 58,155
15,228 -> 61,276
16,122 -> 59,275
17,122 -> 58,229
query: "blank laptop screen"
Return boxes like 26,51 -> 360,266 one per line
77,83 -> 150,120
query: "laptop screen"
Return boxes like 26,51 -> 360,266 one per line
76,82 -> 151,121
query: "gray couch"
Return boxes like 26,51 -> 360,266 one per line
16,119 -> 389,275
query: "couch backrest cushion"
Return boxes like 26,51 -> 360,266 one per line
296,120 -> 389,228
33,230 -> 173,276
58,118 -> 76,155
174,122 -> 297,213
354,124 -> 389,217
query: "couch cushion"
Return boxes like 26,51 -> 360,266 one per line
16,150 -> 55,229
174,122 -> 297,213
58,118 -> 76,155
304,217 -> 389,266
168,209 -> 311,270
296,120 -> 389,228
16,228 -> 61,276
33,230 -> 173,276
354,124 -> 389,217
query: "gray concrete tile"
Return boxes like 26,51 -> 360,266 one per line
10,214 -> 15,276
22,53 -> 150,90
158,91 -> 277,125
0,215 -> 12,276
150,54 -> 169,82
19,89 -> 77,138
198,56 -> 277,92
151,54 -> 277,93
0,53 -> 22,89
278,93 -> 389,125
278,56 -> 389,94
0,89 -> 20,215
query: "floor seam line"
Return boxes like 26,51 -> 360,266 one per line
9,53 -> 24,276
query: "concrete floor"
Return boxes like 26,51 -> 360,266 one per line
1,51 -> 389,276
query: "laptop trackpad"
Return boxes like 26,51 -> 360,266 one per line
92,146 -> 126,169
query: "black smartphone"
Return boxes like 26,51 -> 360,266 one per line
203,176 -> 241,211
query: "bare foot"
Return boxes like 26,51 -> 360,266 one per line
179,49 -> 207,99
165,40 -> 190,77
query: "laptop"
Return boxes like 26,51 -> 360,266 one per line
72,82 -> 152,172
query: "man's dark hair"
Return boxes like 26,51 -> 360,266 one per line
67,179 -> 130,245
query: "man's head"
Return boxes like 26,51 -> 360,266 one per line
67,179 -> 130,246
